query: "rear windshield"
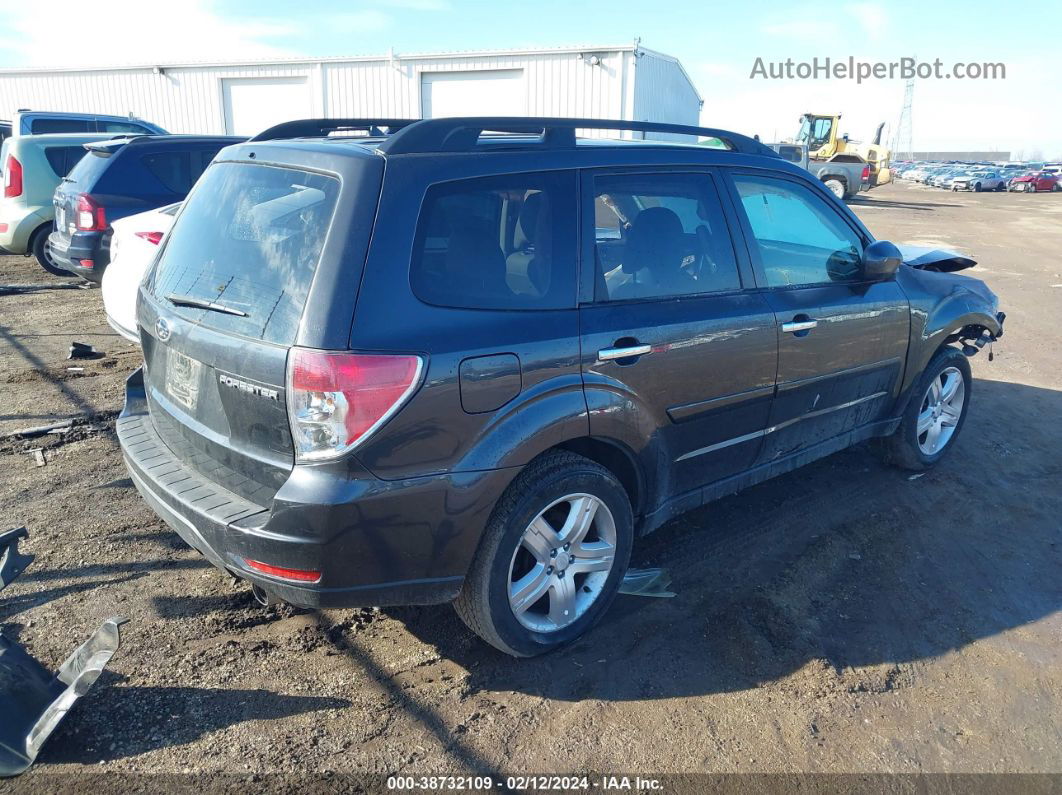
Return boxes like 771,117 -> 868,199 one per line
66,147 -> 117,188
148,162 -> 339,345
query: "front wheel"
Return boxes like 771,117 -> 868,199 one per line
880,347 -> 972,471
973,182 -> 982,192
454,452 -> 633,656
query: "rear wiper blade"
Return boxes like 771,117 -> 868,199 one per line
165,293 -> 248,317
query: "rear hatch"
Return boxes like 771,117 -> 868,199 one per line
138,159 -> 344,504
51,140 -> 122,246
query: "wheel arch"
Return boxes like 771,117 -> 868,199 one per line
550,436 -> 646,520
29,220 -> 52,248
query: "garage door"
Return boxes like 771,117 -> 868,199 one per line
420,70 -> 525,118
222,77 -> 312,137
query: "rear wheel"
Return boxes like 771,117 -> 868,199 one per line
880,347 -> 971,471
454,451 -> 633,656
31,227 -> 72,277
823,178 -> 846,200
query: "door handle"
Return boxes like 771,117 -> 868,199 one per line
598,344 -> 653,362
781,319 -> 818,334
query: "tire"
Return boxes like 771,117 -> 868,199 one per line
823,178 -> 846,200
454,451 -> 633,657
973,182 -> 982,192
996,181 -> 1005,192
31,227 -> 72,277
880,346 -> 972,472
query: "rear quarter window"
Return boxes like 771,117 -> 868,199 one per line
148,162 -> 339,344
410,171 -> 577,310
44,145 -> 89,178
142,151 -> 193,193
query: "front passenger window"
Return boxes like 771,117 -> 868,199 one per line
734,175 -> 864,287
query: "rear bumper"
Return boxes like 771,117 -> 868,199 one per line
46,230 -> 107,282
117,368 -> 515,608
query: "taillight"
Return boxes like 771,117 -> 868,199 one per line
286,349 -> 424,462
134,230 -> 164,245
76,194 -> 106,231
861,165 -> 871,180
4,155 -> 22,198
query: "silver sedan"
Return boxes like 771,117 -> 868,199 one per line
951,171 -> 1006,192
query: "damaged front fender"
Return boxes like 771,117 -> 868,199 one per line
0,527 -> 128,778
894,264 -> 1005,410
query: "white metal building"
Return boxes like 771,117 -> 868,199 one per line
0,44 -> 702,140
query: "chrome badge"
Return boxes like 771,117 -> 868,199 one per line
218,373 -> 280,402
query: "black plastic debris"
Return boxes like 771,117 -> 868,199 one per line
68,342 -> 104,360
0,527 -> 127,777
619,567 -> 676,598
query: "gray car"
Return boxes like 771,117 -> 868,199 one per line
117,116 -> 1005,656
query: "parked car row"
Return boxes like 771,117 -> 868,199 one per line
893,160 -> 1060,193
47,134 -> 241,280
0,108 -> 237,284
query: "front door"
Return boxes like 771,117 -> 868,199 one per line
578,170 -> 778,502
725,172 -> 910,463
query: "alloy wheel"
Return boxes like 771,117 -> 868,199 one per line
917,366 -> 965,455
507,494 -> 617,632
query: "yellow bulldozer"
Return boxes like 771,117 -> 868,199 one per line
795,113 -> 893,187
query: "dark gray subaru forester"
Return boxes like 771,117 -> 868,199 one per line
118,117 -> 1004,656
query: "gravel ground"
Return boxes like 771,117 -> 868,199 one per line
1,181 -> 1060,791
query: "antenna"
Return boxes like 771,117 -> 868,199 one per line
892,78 -> 914,160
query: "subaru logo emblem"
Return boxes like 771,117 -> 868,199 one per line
155,317 -> 171,342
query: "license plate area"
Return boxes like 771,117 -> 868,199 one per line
165,348 -> 202,412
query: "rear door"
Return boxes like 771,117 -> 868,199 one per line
724,171 -> 909,463
579,169 -> 778,499
138,161 -> 345,504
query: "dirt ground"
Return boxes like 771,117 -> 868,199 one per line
1,181 -> 1059,790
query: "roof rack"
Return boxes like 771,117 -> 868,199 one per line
249,118 -> 419,142
374,117 -> 778,157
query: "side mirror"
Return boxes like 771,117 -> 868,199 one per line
862,240 -> 903,280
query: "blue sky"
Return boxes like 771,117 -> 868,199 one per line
1,0 -> 1059,156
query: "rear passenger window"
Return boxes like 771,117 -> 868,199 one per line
593,173 -> 740,301
142,152 -> 193,193
31,119 -> 93,134
411,172 -> 577,310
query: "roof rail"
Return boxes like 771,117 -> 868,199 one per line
375,117 -> 779,157
249,118 -> 419,142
